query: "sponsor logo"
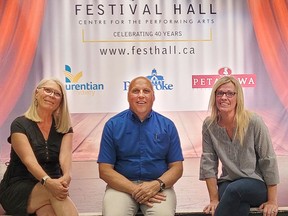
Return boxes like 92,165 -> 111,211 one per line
64,65 -> 104,96
64,65 -> 83,83
192,67 -> 256,88
123,68 -> 174,91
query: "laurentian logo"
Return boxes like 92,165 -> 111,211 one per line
123,69 -> 174,91
64,65 -> 83,83
64,65 -> 104,96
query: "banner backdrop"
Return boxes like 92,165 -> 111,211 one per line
42,0 -> 258,112
1,0 -> 288,161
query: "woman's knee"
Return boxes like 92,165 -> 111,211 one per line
220,182 -> 243,201
35,204 -> 56,216
27,184 -> 53,213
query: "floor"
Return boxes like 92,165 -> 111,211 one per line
0,157 -> 287,215
67,157 -> 288,214
0,111 -> 288,215
64,112 -> 288,214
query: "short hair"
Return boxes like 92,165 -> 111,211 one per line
128,76 -> 154,93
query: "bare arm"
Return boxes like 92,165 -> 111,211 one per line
203,178 -> 219,216
98,163 -> 138,194
12,133 -> 48,181
259,184 -> 278,214
12,132 -> 70,200
59,133 -> 73,185
157,161 -> 183,189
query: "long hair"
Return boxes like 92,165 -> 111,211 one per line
24,78 -> 72,133
208,76 -> 251,145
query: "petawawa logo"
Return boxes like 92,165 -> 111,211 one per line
192,67 -> 256,88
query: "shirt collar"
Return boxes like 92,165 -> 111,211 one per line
128,109 -> 153,122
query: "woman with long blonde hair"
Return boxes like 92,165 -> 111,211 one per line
200,76 -> 279,216
0,78 -> 78,216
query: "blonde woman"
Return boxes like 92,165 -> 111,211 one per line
200,76 -> 279,216
0,78 -> 78,216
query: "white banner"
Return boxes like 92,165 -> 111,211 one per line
38,0 -> 263,113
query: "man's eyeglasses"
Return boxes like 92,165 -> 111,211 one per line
39,87 -> 62,98
216,91 -> 236,98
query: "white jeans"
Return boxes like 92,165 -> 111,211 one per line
102,185 -> 177,216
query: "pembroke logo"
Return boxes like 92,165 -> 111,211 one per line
123,68 -> 174,91
64,65 -> 104,96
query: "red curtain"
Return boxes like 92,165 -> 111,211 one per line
0,0 -> 46,127
248,0 -> 288,109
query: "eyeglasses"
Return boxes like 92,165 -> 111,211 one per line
216,91 -> 236,98
39,87 -> 62,98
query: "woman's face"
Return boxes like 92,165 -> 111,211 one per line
215,82 -> 237,115
36,80 -> 62,113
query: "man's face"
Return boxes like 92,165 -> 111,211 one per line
128,77 -> 155,121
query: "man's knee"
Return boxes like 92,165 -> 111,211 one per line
143,208 -> 175,216
141,202 -> 175,216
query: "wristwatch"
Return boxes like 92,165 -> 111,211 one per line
41,175 -> 50,186
156,178 -> 166,192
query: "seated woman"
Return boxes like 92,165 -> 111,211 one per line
0,78 -> 78,216
200,76 -> 279,216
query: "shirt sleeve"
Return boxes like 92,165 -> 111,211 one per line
97,120 -> 117,164
253,114 -> 280,185
7,116 -> 28,144
166,121 -> 184,163
199,118 -> 219,181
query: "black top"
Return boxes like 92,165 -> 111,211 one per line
6,116 -> 72,182
0,116 -> 73,214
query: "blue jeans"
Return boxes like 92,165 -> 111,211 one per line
215,178 -> 267,216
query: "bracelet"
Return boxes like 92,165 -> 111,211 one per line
41,175 -> 50,186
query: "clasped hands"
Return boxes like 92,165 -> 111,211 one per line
131,181 -> 166,207
44,176 -> 71,201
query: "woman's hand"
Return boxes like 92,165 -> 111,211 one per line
259,201 -> 278,216
45,178 -> 69,200
59,174 -> 72,187
203,200 -> 219,216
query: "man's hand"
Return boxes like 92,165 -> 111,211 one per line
132,181 -> 166,206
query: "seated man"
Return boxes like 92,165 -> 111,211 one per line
98,76 -> 184,216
